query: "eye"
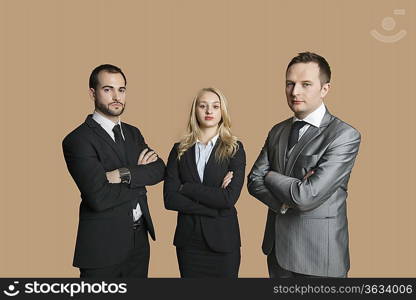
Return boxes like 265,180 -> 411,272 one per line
213,105 -> 220,109
199,104 -> 206,109
286,82 -> 294,87
104,88 -> 110,92
119,88 -> 126,93
302,83 -> 311,87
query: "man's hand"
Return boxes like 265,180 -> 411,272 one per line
221,171 -> 233,188
138,148 -> 158,165
106,169 -> 121,183
303,169 -> 315,180
280,169 -> 315,213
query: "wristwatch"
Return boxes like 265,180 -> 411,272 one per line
280,204 -> 289,215
118,168 -> 131,184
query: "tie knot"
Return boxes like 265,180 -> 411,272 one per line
112,124 -> 122,133
292,120 -> 307,130
112,124 -> 123,143
287,121 -> 308,151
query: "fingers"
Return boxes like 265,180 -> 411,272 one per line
147,153 -> 158,163
223,171 -> 233,181
303,170 -> 315,180
143,150 -> 156,162
106,170 -> 121,184
138,148 -> 148,163
221,171 -> 233,188
138,148 -> 158,165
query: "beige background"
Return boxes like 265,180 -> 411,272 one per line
0,0 -> 415,277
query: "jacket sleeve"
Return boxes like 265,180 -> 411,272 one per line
128,128 -> 166,189
247,135 -> 282,213
264,127 -> 361,212
62,134 -> 132,212
163,144 -> 219,217
180,142 -> 246,209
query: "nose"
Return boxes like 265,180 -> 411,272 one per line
291,83 -> 302,97
206,106 -> 212,114
112,90 -> 121,101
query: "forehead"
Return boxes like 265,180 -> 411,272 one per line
286,62 -> 320,81
97,71 -> 125,87
198,91 -> 220,103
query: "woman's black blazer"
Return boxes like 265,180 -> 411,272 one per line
164,140 -> 246,253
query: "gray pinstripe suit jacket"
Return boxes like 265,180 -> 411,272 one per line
247,108 -> 361,277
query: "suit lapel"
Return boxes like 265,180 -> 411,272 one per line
284,109 -> 334,176
284,126 -> 320,175
85,115 -> 126,164
121,123 -> 137,166
278,120 -> 291,173
185,144 -> 202,184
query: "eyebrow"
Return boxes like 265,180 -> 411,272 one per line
199,101 -> 220,104
101,85 -> 126,89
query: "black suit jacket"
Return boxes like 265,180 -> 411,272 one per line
62,115 -> 165,268
164,140 -> 246,253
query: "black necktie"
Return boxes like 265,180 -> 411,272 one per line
112,124 -> 124,144
288,121 -> 307,150
112,124 -> 127,164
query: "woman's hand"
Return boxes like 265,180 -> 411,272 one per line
221,171 -> 233,188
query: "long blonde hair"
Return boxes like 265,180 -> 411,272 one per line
177,87 -> 239,162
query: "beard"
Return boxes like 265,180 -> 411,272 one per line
95,100 -> 125,117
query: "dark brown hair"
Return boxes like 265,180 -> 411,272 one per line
89,64 -> 127,90
286,52 -> 331,85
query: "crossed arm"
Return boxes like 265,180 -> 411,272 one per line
163,143 -> 246,216
180,142 -> 246,209
264,129 -> 361,212
247,136 -> 282,213
248,128 -> 361,213
62,131 -> 165,212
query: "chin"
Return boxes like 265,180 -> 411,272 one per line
201,122 -> 218,129
106,111 -> 122,117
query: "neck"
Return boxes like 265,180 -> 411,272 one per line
294,112 -> 308,120
95,110 -> 119,124
294,102 -> 324,120
198,126 -> 218,144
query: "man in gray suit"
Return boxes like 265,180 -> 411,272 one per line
247,52 -> 361,278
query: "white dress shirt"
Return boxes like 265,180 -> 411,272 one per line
287,102 -> 326,156
92,111 -> 142,221
195,134 -> 219,183
293,102 -> 326,138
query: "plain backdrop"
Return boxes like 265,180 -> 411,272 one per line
0,0 -> 415,277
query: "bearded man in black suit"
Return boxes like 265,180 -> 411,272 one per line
63,64 -> 165,278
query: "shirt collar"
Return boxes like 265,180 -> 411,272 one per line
196,134 -> 219,147
293,102 -> 326,128
92,111 -> 121,129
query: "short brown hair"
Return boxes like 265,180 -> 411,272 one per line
286,52 -> 331,85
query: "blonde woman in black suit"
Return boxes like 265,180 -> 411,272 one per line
164,87 -> 246,278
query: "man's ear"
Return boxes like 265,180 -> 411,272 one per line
320,82 -> 331,99
89,88 -> 96,101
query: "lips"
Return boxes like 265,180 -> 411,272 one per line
292,100 -> 304,104
205,116 -> 214,120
